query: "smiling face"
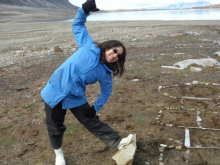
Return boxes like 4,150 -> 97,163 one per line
105,46 -> 123,63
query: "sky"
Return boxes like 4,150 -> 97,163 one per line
69,0 -> 220,10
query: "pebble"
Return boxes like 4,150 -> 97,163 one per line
159,147 -> 164,152
192,81 -> 199,84
176,145 -> 183,150
132,79 -> 139,82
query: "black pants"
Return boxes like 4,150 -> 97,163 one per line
45,101 -> 123,149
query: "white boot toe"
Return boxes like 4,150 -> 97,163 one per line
117,134 -> 133,150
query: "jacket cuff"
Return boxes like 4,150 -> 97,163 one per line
94,104 -> 100,112
79,7 -> 90,17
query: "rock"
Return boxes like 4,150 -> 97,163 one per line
173,58 -> 220,69
159,162 -> 164,165
54,46 -> 63,52
71,43 -> 77,47
197,117 -> 202,122
190,67 -> 202,72
192,81 -> 199,85
160,144 -> 167,148
158,86 -> 162,91
203,60 -> 215,66
176,145 -> 183,150
170,33 -> 182,37
159,147 -> 164,152
72,48 -> 77,52
163,92 -> 170,96
145,34 -> 153,38
166,124 -> 173,127
184,128 -> 190,148
112,134 -> 137,165
174,53 -> 185,55
183,32 -> 200,36
214,51 -> 220,56
13,50 -> 23,55
132,79 -> 139,82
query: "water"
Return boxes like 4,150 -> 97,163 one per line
62,8 -> 220,22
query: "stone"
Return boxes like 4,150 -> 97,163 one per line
158,86 -> 162,91
54,46 -> 63,52
184,128 -> 191,147
176,145 -> 183,150
132,79 -> 139,82
160,144 -> 167,147
214,51 -> 220,56
192,81 -> 199,85
13,50 -> 23,55
170,33 -> 182,37
159,162 -> 164,165
159,147 -> 164,152
145,34 -> 153,38
163,92 -> 170,96
112,134 -> 137,165
72,48 -> 77,52
190,67 -> 202,72
197,117 -> 202,122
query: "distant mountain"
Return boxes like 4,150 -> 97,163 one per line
140,1 -> 219,9
0,0 -> 79,11
162,1 -> 215,9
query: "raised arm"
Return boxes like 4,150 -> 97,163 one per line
72,0 -> 99,47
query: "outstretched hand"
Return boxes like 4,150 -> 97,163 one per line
82,0 -> 99,14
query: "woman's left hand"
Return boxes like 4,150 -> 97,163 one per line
82,0 -> 99,14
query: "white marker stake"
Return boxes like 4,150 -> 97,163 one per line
185,128 -> 191,147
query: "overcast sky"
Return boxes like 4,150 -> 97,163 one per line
69,0 -> 219,10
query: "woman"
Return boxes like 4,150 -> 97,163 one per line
41,1 -> 133,164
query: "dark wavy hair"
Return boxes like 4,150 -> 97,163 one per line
95,40 -> 126,76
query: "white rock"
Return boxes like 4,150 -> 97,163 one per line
173,58 -> 220,69
192,81 -> 199,84
186,83 -> 192,85
170,33 -> 182,37
185,128 -> 191,147
214,51 -> 220,56
132,79 -> 139,82
159,162 -> 164,165
160,144 -> 167,147
174,53 -> 185,55
158,86 -> 162,91
197,117 -> 202,122
163,92 -> 170,96
176,145 -> 183,150
190,67 -> 202,72
161,66 -> 184,70
159,147 -> 164,152
72,48 -> 77,52
145,34 -> 153,38
112,134 -> 137,165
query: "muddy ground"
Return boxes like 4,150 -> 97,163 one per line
1,13 -> 220,165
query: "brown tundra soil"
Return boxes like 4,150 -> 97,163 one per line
1,12 -> 220,165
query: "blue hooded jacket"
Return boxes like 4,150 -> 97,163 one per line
41,8 -> 113,112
